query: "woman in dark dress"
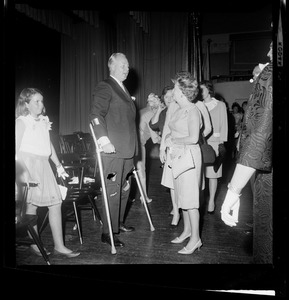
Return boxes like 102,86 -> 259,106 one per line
220,42 -> 273,263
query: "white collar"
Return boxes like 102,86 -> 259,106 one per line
204,98 -> 218,111
110,75 -> 124,88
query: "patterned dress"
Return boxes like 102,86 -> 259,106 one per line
237,63 -> 273,264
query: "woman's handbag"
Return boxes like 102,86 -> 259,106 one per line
199,134 -> 216,165
213,143 -> 227,172
171,148 -> 195,179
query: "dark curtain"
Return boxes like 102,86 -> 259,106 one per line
15,9 -> 61,132
188,12 -> 202,82
59,19 -> 115,134
59,11 -> 188,134
116,12 -> 188,110
14,6 -> 191,134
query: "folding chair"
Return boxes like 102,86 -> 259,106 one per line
15,182 -> 51,265
59,160 -> 102,245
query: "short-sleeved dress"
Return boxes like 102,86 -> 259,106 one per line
16,114 -> 62,207
161,101 -> 210,191
167,104 -> 203,210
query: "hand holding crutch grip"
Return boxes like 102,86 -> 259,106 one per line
89,122 -> 116,254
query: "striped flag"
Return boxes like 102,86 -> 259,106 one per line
202,39 -> 211,80
277,6 -> 283,67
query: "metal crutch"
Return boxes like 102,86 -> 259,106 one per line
131,167 -> 155,231
89,123 -> 116,254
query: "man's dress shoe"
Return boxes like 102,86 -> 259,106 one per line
101,233 -> 125,247
119,223 -> 135,232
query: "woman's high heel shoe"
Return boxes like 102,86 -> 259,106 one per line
171,233 -> 191,244
53,249 -> 80,258
30,244 -> 51,256
178,239 -> 202,254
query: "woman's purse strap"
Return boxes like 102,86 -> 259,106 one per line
198,131 -> 207,145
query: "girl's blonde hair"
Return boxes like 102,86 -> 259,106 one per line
15,88 -> 45,118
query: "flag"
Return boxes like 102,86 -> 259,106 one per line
277,6 -> 283,67
202,39 -> 211,81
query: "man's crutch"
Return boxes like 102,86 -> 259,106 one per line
89,122 -> 116,254
131,167 -> 155,231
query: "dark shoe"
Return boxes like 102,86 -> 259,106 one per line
170,224 -> 178,228
101,233 -> 125,247
207,210 -> 215,215
119,222 -> 135,233
53,249 -> 80,258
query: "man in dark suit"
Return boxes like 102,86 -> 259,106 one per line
90,53 -> 137,247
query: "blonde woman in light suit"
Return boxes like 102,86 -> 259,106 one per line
161,71 -> 206,254
160,83 -> 212,227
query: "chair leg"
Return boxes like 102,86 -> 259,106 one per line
73,201 -> 83,244
38,210 -> 49,235
88,195 -> 102,226
27,224 -> 50,265
93,159 -> 97,177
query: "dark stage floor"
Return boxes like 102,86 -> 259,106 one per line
14,156 -> 254,266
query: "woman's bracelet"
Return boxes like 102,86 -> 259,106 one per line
56,163 -> 62,169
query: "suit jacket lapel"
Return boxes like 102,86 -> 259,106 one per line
107,77 -> 131,100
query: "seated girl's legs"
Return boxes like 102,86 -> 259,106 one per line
48,203 -> 74,253
26,203 -> 38,237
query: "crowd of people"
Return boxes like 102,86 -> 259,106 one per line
16,41 -> 273,263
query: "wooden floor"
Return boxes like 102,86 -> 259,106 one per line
14,155 -> 254,266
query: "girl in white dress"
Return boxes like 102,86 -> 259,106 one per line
15,88 -> 80,258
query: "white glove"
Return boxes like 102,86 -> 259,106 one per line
57,165 -> 69,180
220,189 -> 240,227
165,134 -> 174,148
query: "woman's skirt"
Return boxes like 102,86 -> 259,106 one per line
18,152 -> 62,207
161,151 -> 174,189
170,145 -> 202,210
205,141 -> 223,178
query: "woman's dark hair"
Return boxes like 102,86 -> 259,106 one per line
172,71 -> 199,102
199,80 -> 215,97
160,85 -> 174,104
15,88 -> 45,118
193,87 -> 203,103
242,101 -> 248,108
231,101 -> 242,112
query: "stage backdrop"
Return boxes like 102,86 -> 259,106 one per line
59,11 -> 188,134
